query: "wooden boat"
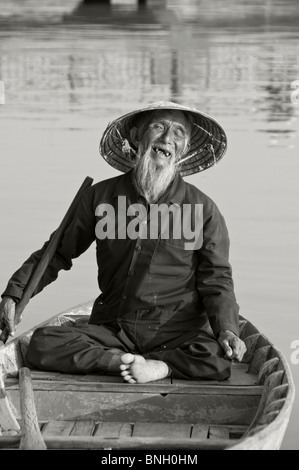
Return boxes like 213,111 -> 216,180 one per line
0,300 -> 295,451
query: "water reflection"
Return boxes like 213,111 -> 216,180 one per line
0,0 -> 298,152
0,1 -> 298,138
2,0 -> 299,28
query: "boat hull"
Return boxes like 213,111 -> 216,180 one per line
0,301 -> 295,450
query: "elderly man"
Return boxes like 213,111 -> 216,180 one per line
0,101 -> 246,383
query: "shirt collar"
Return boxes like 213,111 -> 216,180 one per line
112,170 -> 136,201
112,169 -> 186,205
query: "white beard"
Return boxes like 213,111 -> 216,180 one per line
133,146 -> 178,203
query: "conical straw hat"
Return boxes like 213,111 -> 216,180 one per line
99,101 -> 227,176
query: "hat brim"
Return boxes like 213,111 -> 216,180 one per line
99,101 -> 227,176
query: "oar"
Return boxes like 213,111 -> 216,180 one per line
0,176 -> 93,344
18,367 -> 46,450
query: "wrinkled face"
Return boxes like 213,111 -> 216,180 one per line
138,110 -> 192,168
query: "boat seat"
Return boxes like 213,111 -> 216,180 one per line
26,360 -> 258,386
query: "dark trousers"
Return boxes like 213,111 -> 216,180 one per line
26,321 -> 231,381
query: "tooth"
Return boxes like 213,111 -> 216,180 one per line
153,147 -> 171,156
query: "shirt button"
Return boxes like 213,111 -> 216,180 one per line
122,294 -> 127,300
142,220 -> 147,225
162,345 -> 167,349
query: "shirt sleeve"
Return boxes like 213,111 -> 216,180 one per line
196,199 -> 239,337
1,187 -> 96,302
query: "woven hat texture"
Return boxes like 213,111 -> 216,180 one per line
99,101 -> 227,176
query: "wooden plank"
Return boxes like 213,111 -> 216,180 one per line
80,375 -> 124,383
209,425 -> 230,440
133,422 -> 191,439
7,389 -> 261,425
42,420 -> 74,436
242,334 -> 260,364
172,362 -> 258,387
264,370 -> 284,392
0,435 -> 20,449
18,367 -> 46,450
0,425 -> 249,449
192,424 -> 246,439
42,435 -> 237,450
263,398 -> 285,415
220,363 -> 258,386
239,321 -> 259,341
29,371 -> 172,385
227,425 -> 247,438
267,346 -> 280,361
28,371 -> 125,383
28,371 -> 62,381
257,357 -> 279,385
4,378 -> 263,395
0,341 -> 23,377
259,410 -> 280,425
0,435 -> 237,450
94,422 -> 132,437
0,374 -> 20,432
264,384 -> 288,409
171,379 -> 220,386
70,420 -> 95,436
238,370 -> 285,440
238,319 -> 247,337
248,345 -> 271,375
191,424 -> 209,439
7,362 -> 257,388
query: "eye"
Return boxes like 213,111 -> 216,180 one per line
174,128 -> 186,138
151,123 -> 164,131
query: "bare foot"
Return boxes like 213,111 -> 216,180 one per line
119,353 -> 170,383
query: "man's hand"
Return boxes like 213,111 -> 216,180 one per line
0,296 -> 18,342
218,329 -> 246,362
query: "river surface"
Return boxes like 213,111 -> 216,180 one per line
0,0 -> 299,449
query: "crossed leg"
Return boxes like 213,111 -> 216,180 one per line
26,324 -> 230,383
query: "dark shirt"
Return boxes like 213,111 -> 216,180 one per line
2,170 -> 239,338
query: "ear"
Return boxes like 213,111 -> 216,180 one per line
130,127 -> 139,148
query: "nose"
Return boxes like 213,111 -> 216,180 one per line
159,126 -> 173,143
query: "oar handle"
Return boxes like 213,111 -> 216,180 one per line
1,176 -> 93,344
19,367 -> 46,450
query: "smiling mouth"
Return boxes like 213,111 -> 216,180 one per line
152,147 -> 172,158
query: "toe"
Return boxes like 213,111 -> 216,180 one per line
120,370 -> 129,377
123,373 -> 133,381
124,376 -> 136,384
121,353 -> 135,364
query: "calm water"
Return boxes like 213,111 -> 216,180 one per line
0,0 -> 299,449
